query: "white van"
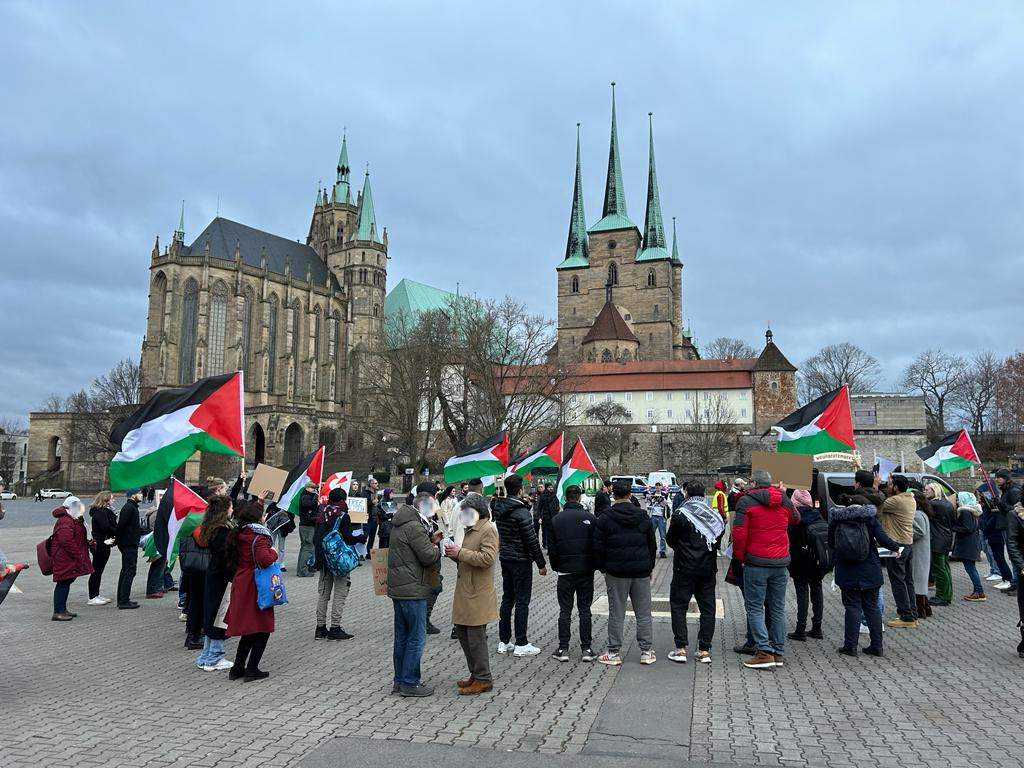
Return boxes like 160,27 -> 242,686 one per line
647,471 -> 679,493
609,475 -> 648,495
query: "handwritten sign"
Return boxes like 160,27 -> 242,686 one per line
372,549 -> 389,596
347,496 -> 369,524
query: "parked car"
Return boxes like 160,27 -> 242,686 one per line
38,488 -> 72,499
610,475 -> 649,495
0,490 -> 17,500
814,471 -> 955,510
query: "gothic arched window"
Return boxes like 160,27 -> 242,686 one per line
313,306 -> 322,364
608,262 -> 618,286
647,269 -> 656,287
267,296 -> 279,391
291,301 -> 304,396
178,278 -> 199,384
207,282 -> 228,375
241,286 -> 255,380
571,275 -> 579,293
151,271 -> 167,337
601,348 -> 613,362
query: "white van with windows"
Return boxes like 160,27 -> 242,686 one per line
647,471 -> 679,494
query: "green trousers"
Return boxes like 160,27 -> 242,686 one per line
931,552 -> 953,602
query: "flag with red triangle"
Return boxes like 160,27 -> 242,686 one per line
556,437 -> 598,504
443,430 -> 509,484
152,478 -> 208,570
108,372 -> 245,490
766,384 -> 856,455
915,430 -> 980,474
279,447 -> 326,515
509,433 -> 563,478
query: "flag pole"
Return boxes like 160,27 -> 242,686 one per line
963,429 -> 997,498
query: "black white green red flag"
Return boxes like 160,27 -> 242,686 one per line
915,430 -> 980,474
153,478 -> 207,570
509,433 -> 563,478
767,385 -> 855,455
443,431 -> 509,484
555,438 -> 598,504
279,447 -> 326,515
108,372 -> 244,490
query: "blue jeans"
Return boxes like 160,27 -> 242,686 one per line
392,599 -> 427,687
961,559 -> 984,594
980,535 -> 999,576
651,516 -> 667,554
196,636 -> 226,667
743,565 -> 787,655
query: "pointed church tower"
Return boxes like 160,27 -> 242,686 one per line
637,114 -> 668,262
340,169 -> 387,352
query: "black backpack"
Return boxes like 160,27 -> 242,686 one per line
834,520 -> 871,563
805,519 -> 834,577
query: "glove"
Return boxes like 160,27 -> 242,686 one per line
104,538 -> 115,546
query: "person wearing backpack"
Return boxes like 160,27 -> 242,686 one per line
786,489 -> 828,642
829,499 -> 902,657
313,488 -> 365,641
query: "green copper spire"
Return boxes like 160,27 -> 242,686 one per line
591,82 -> 636,233
315,186 -> 323,208
352,170 -> 379,242
173,200 -> 185,244
333,133 -> 351,205
557,124 -> 590,270
670,216 -> 682,264
637,113 -> 670,262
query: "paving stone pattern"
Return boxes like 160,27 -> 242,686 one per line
1,520 -> 1021,768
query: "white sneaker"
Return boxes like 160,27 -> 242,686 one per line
87,596 -> 107,606
995,581 -> 1011,591
859,624 -> 870,635
179,611 -> 187,622
203,658 -> 233,671
639,650 -> 657,665
497,641 -> 512,654
985,574 -> 1002,581
513,643 -> 541,657
98,596 -> 112,604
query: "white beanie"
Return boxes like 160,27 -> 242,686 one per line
62,496 -> 81,509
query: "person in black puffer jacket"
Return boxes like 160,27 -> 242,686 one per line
547,485 -> 596,659
536,484 -> 560,550
1004,501 -> 1024,657
924,483 -> 955,605
296,484 -> 320,577
87,491 -> 118,605
786,489 -> 826,642
593,480 -> 656,665
492,475 -> 546,654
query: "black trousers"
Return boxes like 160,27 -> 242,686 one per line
185,571 -> 206,638
557,572 -> 594,649
117,546 -> 138,606
670,571 -> 716,651
842,587 -> 882,651
232,632 -> 270,673
499,560 -> 533,645
986,531 -> 1015,582
885,547 -> 917,621
88,543 -> 112,599
792,575 -> 824,629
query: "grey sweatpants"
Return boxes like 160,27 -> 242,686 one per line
316,570 -> 350,626
604,574 -> 653,654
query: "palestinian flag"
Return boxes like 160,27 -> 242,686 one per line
279,447 -> 326,515
510,433 -> 563,477
109,372 -> 244,490
443,430 -> 509,484
916,430 -> 980,474
0,564 -> 27,607
556,438 -> 598,504
153,478 -> 207,570
768,385 -> 855,455
481,476 -> 497,496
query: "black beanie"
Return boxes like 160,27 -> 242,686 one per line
329,488 -> 346,502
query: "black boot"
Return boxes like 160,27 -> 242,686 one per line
184,634 -> 203,650
315,625 -> 328,640
788,625 -> 806,641
807,623 -> 824,640
1017,626 -> 1024,658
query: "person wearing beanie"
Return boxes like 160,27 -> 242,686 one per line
312,488 -> 364,640
785,488 -> 828,642
445,493 -> 499,695
48,496 -> 94,620
951,491 -> 986,601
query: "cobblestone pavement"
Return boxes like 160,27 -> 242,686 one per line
1,511 -> 1022,768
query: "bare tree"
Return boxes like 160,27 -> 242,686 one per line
995,352 -> 1024,433
900,349 -> 968,439
682,393 -> 736,472
63,358 -> 143,462
38,394 -> 67,412
0,416 -> 27,434
951,352 -> 1001,434
799,342 -> 882,403
583,401 -> 630,475
704,336 -> 757,360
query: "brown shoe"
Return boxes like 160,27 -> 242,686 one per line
886,618 -> 918,628
963,592 -> 987,602
51,611 -> 74,622
458,679 -> 494,695
742,651 -> 777,670
773,655 -> 785,667
456,676 -> 476,689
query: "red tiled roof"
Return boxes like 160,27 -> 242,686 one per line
581,303 -> 638,345
500,359 -> 756,394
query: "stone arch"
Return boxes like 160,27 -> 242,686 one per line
179,277 -> 200,384
47,435 -> 63,472
249,422 -> 266,466
283,422 -> 304,467
151,271 -> 168,338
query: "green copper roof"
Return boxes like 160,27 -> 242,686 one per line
636,245 -> 671,262
639,114 -> 667,253
591,82 -> 635,233
557,125 -> 590,271
351,171 -> 379,242
384,278 -> 458,318
315,187 -> 323,208
333,134 -> 351,205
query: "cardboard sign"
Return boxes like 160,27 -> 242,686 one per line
347,495 -> 369,524
372,549 -> 389,596
751,451 -> 813,491
249,463 -> 289,501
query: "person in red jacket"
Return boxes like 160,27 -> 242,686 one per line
731,470 -> 799,671
224,501 -> 278,681
50,496 -> 94,621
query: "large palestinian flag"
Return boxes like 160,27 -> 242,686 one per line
768,385 -> 855,455
153,478 -> 208,570
279,447 -> 325,514
443,430 -> 509,484
509,433 -> 563,478
916,430 -> 980,474
556,437 -> 598,504
109,372 -> 244,490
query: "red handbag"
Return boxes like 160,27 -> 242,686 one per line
36,536 -> 54,576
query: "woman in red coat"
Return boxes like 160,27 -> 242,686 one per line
50,497 -> 94,621
224,501 -> 277,681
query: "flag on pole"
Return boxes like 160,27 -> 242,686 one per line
766,385 -> 855,455
443,431 -> 509,484
509,433 -> 563,477
0,565 -> 27,607
915,430 -> 980,474
481,476 -> 497,496
279,447 -> 326,514
108,372 -> 245,490
320,470 -> 352,502
153,478 -> 208,570
555,438 -> 598,504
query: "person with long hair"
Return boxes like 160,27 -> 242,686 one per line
87,491 -> 117,605
224,502 -> 277,681
195,495 -> 234,670
924,482 -> 956,607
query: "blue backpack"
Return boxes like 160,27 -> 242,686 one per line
322,516 -> 360,577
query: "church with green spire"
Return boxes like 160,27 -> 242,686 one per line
555,85 -> 696,365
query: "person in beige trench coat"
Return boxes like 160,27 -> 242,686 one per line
444,493 -> 499,695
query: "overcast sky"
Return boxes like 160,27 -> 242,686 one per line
2,1 -> 1022,423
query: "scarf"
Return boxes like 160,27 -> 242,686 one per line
678,497 -> 725,550
245,522 -> 272,539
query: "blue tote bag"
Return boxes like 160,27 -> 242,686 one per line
252,534 -> 288,609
